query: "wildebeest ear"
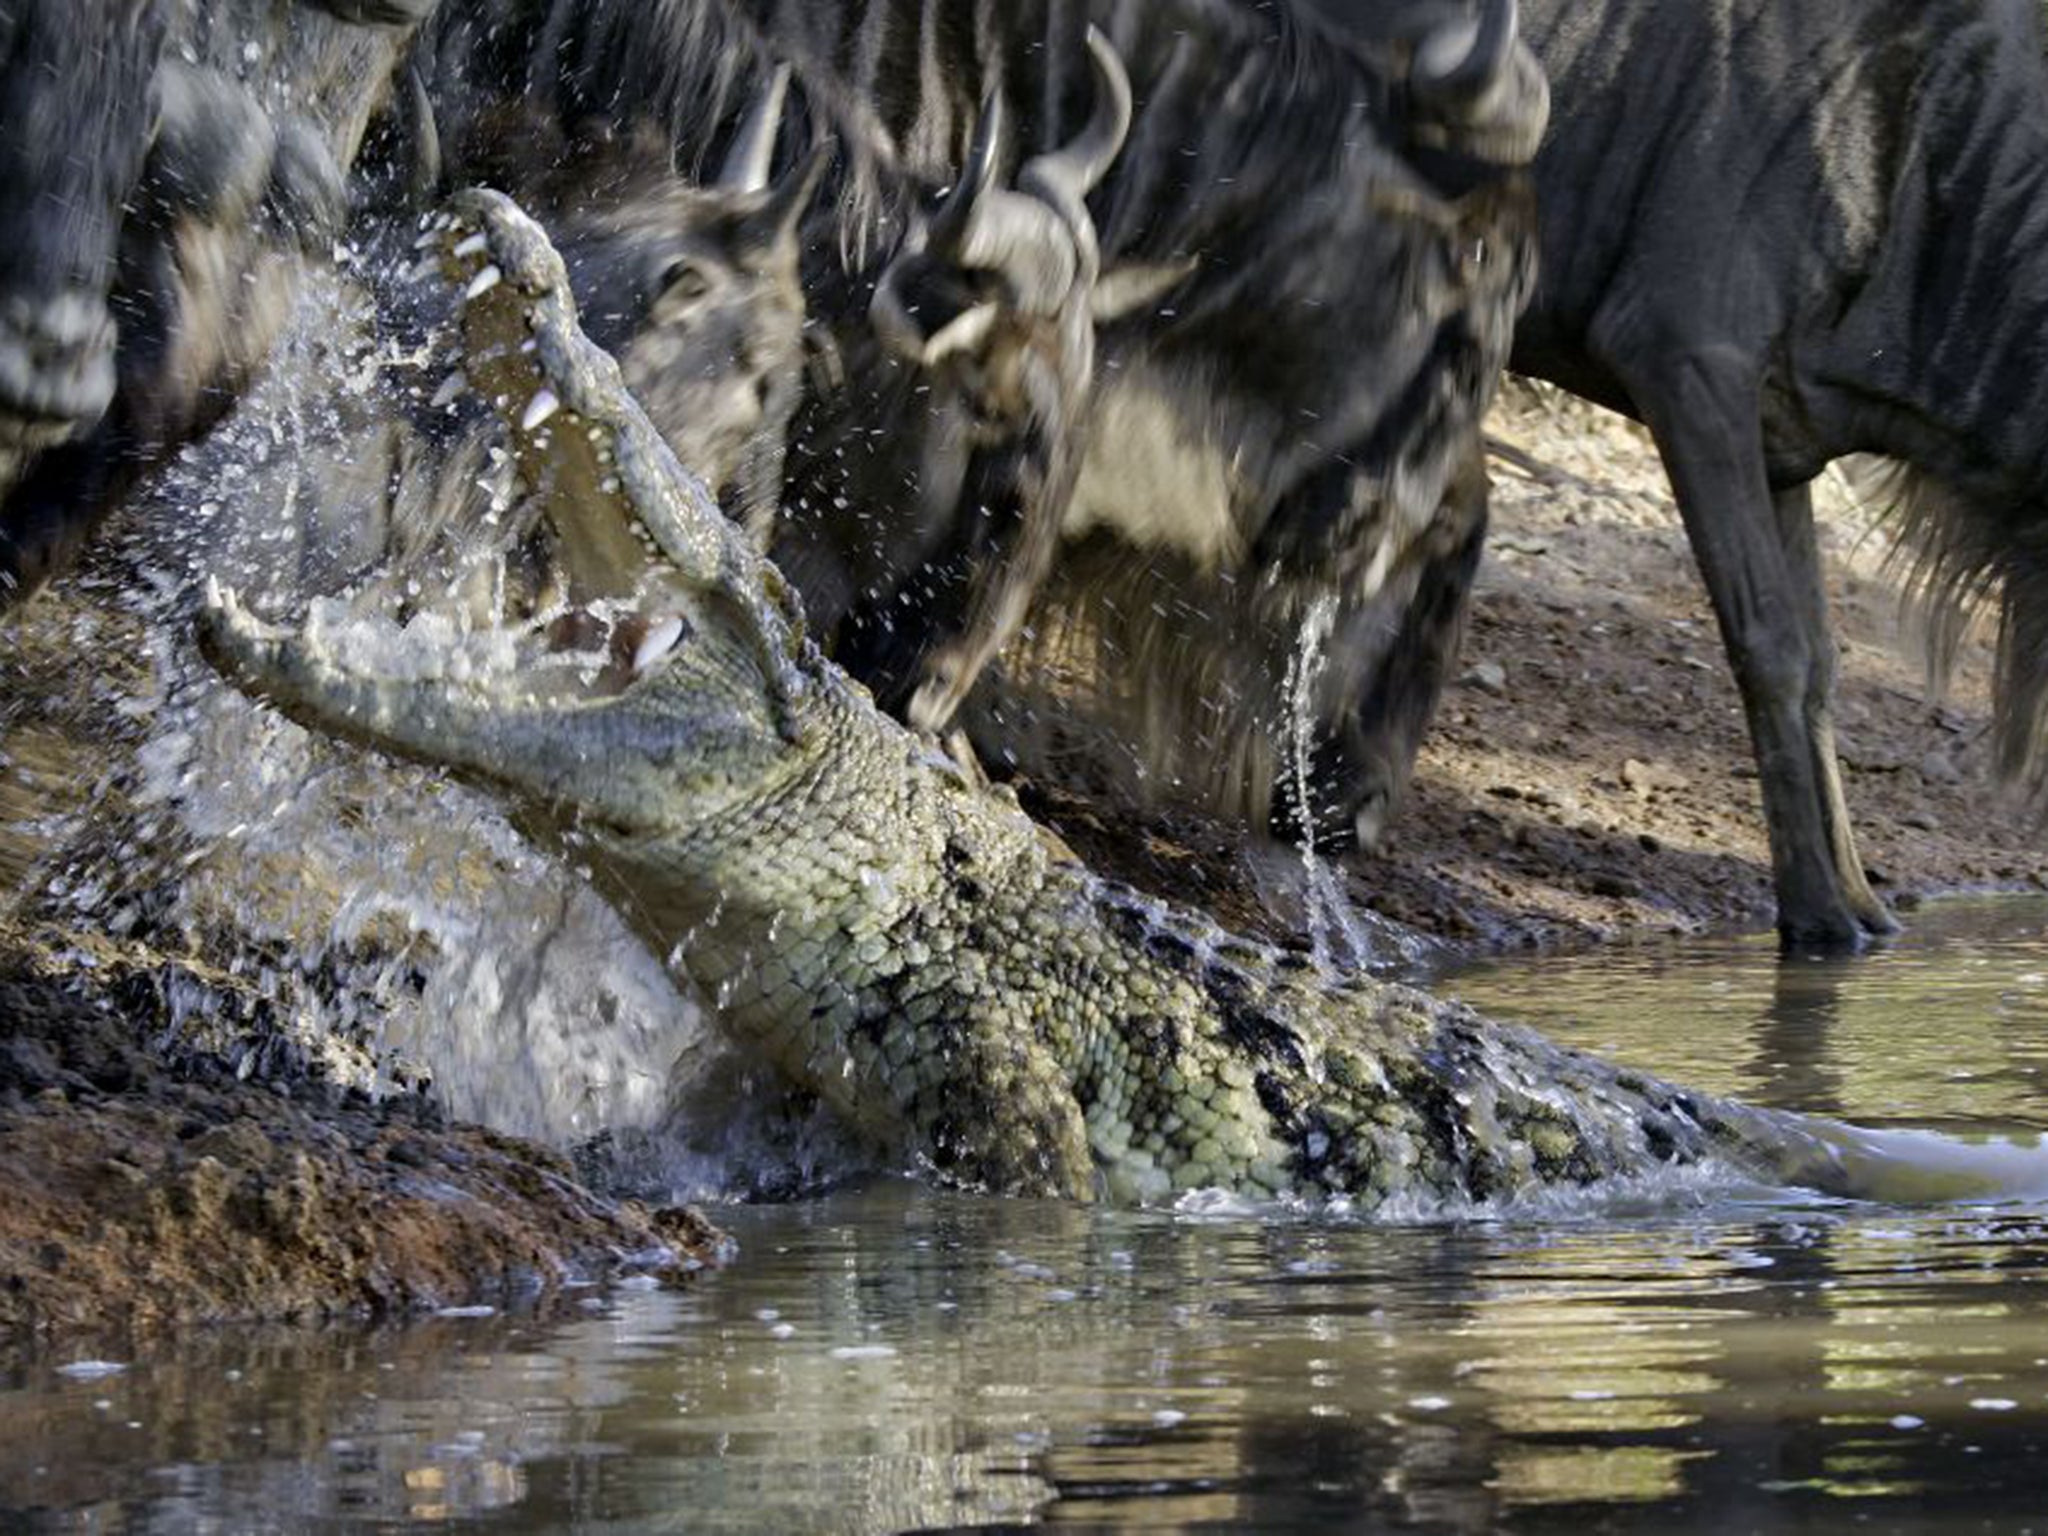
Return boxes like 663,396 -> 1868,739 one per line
737,139 -> 836,260
1090,259 -> 1197,323
305,0 -> 438,24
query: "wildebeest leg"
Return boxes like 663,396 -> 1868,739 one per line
908,356 -> 1085,734
1772,479 -> 1896,937
1623,345 -> 1887,949
1329,452 -> 1489,851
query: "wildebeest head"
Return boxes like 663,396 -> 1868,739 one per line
462,76 -> 832,531
0,0 -> 169,490
1299,0 -> 1550,166
840,0 -> 1540,835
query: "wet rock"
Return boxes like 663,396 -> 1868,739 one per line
1918,751 -> 1964,785
1584,871 -> 1641,900
0,936 -> 727,1343
1838,739 -> 1907,773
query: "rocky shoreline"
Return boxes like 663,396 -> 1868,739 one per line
0,929 -> 726,1345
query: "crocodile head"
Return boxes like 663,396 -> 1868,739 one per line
198,188 -> 820,842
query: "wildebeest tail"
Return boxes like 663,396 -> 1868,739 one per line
1869,459 -> 2048,808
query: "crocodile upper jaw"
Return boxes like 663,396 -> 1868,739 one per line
199,188 -> 809,835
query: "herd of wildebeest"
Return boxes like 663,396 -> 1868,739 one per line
4,0 -> 2048,953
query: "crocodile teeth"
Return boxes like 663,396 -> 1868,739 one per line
633,615 -> 686,674
430,371 -> 468,409
463,264 -> 503,301
520,388 -> 561,433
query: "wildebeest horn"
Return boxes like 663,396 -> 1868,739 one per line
719,63 -> 793,194
928,87 -> 1009,258
870,31 -> 1134,364
931,29 -> 1131,315
738,137 -> 835,254
1018,28 -> 1132,224
868,96 -> 1021,366
1410,0 -> 1518,111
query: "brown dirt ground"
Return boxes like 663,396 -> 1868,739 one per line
1037,382 -> 2048,957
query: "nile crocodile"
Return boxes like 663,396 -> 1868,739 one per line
198,190 -> 2048,1210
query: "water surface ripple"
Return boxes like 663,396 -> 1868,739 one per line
11,898 -> 2048,1532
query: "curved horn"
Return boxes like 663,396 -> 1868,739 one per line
929,87 -> 1007,257
871,92 -> 1009,364
937,31 -> 1129,315
1018,27 -> 1132,222
1410,0 -> 1518,112
738,137 -> 835,255
718,62 -> 792,193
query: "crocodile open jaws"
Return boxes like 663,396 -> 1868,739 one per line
199,189 -> 2048,1211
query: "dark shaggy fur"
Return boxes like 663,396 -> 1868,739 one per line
0,0 -> 437,608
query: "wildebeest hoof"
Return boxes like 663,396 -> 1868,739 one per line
909,668 -> 966,735
1352,790 -> 1393,853
941,727 -> 990,790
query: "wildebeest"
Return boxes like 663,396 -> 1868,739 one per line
445,94 -> 830,531
698,0 -> 1548,845
1420,0 -> 2048,949
0,0 -> 440,608
0,1 -> 170,500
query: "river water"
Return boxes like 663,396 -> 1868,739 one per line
9,898 -> 2048,1532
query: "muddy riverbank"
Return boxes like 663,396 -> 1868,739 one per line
1040,384 -> 2048,956
0,926 -> 726,1345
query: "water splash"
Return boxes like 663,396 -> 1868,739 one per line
0,243 -> 789,1179
1278,594 -> 1372,973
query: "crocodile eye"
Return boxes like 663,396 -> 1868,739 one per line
660,259 -> 714,303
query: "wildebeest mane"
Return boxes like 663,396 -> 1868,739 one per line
420,0 -> 1425,289
416,1 -> 845,202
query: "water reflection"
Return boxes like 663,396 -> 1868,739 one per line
11,899 -> 2048,1531
10,1187 -> 2048,1531
1441,895 -> 2048,1131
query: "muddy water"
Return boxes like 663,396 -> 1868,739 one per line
9,900 -> 2048,1533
